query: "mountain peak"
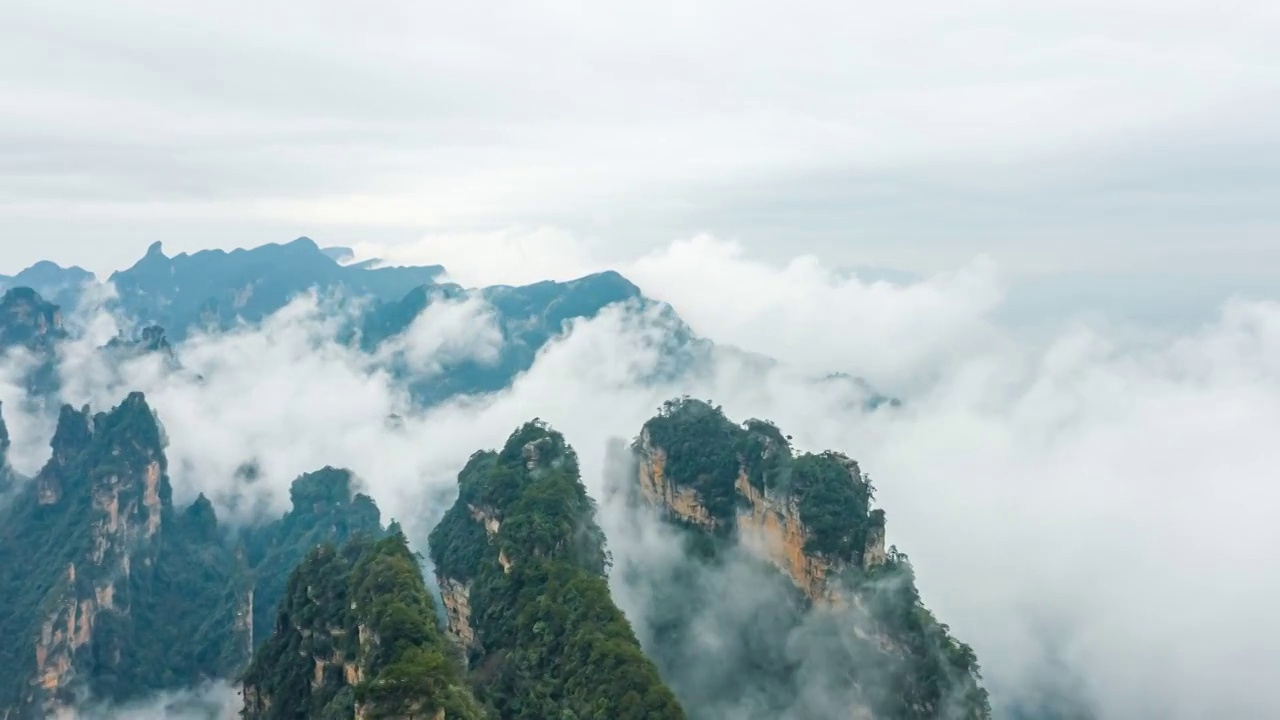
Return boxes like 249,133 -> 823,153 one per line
144,240 -> 166,259
285,236 -> 319,252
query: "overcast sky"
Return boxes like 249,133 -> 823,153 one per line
3,0 -> 1279,318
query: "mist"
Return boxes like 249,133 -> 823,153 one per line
6,235 -> 1276,718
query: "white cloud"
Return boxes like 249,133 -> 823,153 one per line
18,236 -> 1278,718
372,294 -> 503,376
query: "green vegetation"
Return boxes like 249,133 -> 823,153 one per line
0,287 -> 67,395
241,529 -> 484,720
0,401 -> 13,493
240,467 -> 385,644
790,451 -> 875,560
361,271 -> 645,406
0,394 -> 241,712
847,552 -> 992,719
641,397 -> 794,524
0,395 -> 393,717
430,421 -> 685,720
636,398 -> 991,720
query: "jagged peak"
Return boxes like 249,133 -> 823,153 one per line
284,236 -> 319,252
144,240 -> 166,259
50,403 -> 95,454
182,493 -> 220,541
85,393 -> 168,466
498,419 -> 578,472
1,285 -> 53,306
287,466 -> 375,513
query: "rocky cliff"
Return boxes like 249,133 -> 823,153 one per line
428,422 -> 686,720
0,397 -> 391,717
0,287 -> 68,396
241,529 -> 483,720
636,422 -> 886,604
0,287 -> 65,352
630,397 -> 990,720
0,393 -> 230,717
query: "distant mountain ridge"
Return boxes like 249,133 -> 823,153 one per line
0,261 -> 95,311
1,239 -> 695,407
108,237 -> 446,340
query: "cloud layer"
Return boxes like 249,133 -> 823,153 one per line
4,236 -> 1276,718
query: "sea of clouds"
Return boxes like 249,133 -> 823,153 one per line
2,235 -> 1276,718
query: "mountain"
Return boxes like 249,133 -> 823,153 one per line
0,393 -> 240,717
620,397 -> 990,720
0,287 -> 68,407
0,286 -> 67,354
0,402 -> 14,495
237,467 -> 385,647
108,238 -> 445,339
428,421 -> 686,720
362,269 -> 682,404
0,395 -> 387,717
0,261 -> 95,311
242,529 -> 484,720
102,324 -> 176,362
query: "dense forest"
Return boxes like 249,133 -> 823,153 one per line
241,529 -> 484,719
631,397 -> 991,720
0,245 -> 1000,718
0,395 -> 389,717
429,421 -> 686,720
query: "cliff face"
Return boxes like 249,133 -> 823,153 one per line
632,398 -> 989,720
636,417 -> 886,605
428,422 -> 686,720
0,287 -> 68,396
636,435 -> 717,530
241,531 -> 483,720
0,394 -> 195,717
35,396 -> 164,710
0,397 -> 389,718
0,287 -> 65,352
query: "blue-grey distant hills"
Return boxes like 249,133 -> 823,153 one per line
0,238 -> 894,410
108,237 -> 445,340
0,261 -> 95,311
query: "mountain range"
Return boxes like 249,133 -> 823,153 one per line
0,239 -> 983,719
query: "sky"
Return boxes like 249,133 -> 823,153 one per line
3,0 -> 1280,323
2,5 -> 1280,716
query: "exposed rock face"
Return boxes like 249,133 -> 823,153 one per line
428,422 -> 686,719
0,393 -> 266,718
636,430 -> 717,530
1,402 -> 395,718
733,467 -> 842,603
630,399 -> 990,720
241,532 -> 484,720
440,578 -> 477,649
8,394 -> 171,716
636,425 -> 884,605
